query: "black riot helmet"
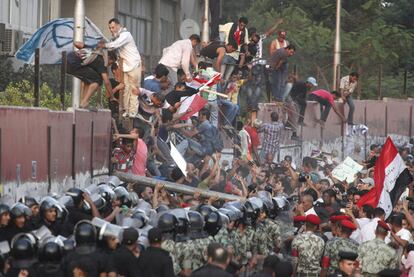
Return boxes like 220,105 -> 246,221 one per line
66,188 -> 84,207
176,218 -> 189,235
0,204 -> 10,217
205,211 -> 222,236
188,211 -> 204,233
197,204 -> 214,221
19,197 -> 39,208
10,203 -> 31,219
10,236 -> 34,261
242,201 -> 259,226
114,186 -> 131,207
74,220 -> 97,245
157,213 -> 178,234
39,241 -> 62,263
39,198 -> 58,219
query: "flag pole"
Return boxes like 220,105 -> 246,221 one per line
72,0 -> 85,109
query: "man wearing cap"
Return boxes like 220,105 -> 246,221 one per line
291,214 -> 325,276
321,220 -> 359,276
358,221 -> 398,276
287,77 -> 318,129
327,251 -> 358,277
138,227 -> 175,277
112,227 -> 140,277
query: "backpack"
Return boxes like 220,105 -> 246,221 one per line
210,125 -> 224,153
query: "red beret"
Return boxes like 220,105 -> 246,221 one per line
306,214 -> 321,225
341,220 -> 357,230
377,220 -> 390,231
294,216 -> 306,223
330,215 -> 352,223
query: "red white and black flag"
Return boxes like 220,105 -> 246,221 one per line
357,137 -> 413,218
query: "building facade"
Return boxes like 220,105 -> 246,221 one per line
0,0 -> 204,71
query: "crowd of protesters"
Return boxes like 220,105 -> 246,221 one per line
1,13 -> 414,277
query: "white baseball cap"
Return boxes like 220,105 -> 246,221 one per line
307,77 -> 318,86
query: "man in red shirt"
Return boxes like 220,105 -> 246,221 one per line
308,89 -> 346,127
244,119 -> 261,163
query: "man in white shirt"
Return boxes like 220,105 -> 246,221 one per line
297,194 -> 318,216
339,72 -> 358,125
101,18 -> 142,118
159,34 -> 201,88
360,207 -> 385,242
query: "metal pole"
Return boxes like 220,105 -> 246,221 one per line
72,0 -> 85,109
60,51 -> 67,110
333,0 -> 341,90
201,0 -> 210,44
114,171 -> 241,201
34,48 -> 40,107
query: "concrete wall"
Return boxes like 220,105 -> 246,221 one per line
0,107 -> 111,201
256,98 -> 414,164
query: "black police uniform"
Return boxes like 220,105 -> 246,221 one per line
61,246 -> 116,277
111,245 -> 140,277
190,264 -> 233,277
137,246 -> 175,277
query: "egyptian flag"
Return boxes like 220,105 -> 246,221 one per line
357,137 -> 414,218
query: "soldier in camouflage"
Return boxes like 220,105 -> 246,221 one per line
292,214 -> 325,277
321,219 -> 359,276
358,220 -> 398,276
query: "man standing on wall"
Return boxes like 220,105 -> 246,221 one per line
100,18 -> 142,118
158,34 -> 201,88
268,44 -> 296,102
340,72 -> 359,125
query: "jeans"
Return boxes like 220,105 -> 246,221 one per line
294,98 -> 307,123
269,69 -> 287,101
345,95 -> 355,124
220,55 -> 238,81
208,100 -> 219,127
218,99 -> 239,125
308,94 -> 331,122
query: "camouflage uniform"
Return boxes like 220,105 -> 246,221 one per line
358,238 -> 398,276
176,240 -> 195,273
256,222 -> 271,256
214,227 -> 231,248
188,236 -> 211,270
324,237 -> 359,273
291,231 -> 325,277
263,218 -> 282,253
233,226 -> 257,265
161,239 -> 182,275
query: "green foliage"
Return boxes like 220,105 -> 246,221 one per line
0,80 -> 71,110
224,0 -> 414,98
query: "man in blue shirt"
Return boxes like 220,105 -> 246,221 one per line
143,64 -> 169,93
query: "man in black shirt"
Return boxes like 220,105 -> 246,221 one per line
200,41 -> 238,72
112,227 -> 140,277
165,82 -> 198,108
138,227 -> 175,277
190,243 -> 232,277
288,77 -> 318,126
67,41 -> 117,108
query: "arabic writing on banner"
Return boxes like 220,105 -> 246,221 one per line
332,157 -> 364,183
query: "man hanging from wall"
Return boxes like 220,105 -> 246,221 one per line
66,42 -> 117,109
99,18 -> 142,118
